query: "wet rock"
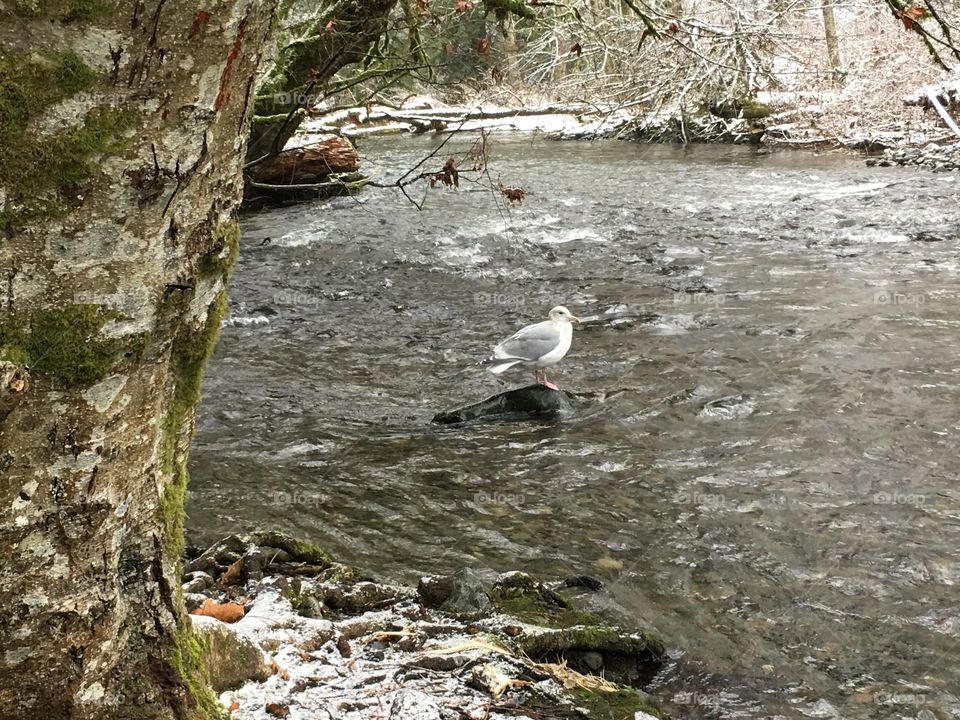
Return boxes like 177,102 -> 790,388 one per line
433,384 -> 574,424
182,570 -> 214,594
581,650 -> 604,671
417,574 -> 454,607
911,230 -> 946,242
490,571 -> 584,626
317,580 -> 416,614
441,568 -> 491,615
184,592 -> 209,612
579,306 -> 658,330
191,615 -> 273,692
559,575 -> 605,592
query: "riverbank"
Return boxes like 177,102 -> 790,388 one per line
184,532 -> 666,719
299,74 -> 960,149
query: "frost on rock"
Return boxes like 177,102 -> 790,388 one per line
183,532 -> 667,720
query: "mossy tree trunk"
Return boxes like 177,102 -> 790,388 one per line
0,2 -> 275,718
247,0 -> 401,163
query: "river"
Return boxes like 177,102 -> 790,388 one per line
188,135 -> 960,719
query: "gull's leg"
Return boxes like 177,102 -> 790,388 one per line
534,368 -> 543,384
542,371 -> 559,391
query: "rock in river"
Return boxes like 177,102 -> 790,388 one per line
433,383 -> 575,423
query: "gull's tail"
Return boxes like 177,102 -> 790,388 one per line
478,357 -> 525,375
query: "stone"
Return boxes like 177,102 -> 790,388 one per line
433,384 -> 574,424
190,615 -> 273,692
417,574 -> 454,607
441,568 -> 491,615
389,688 -> 443,719
182,570 -> 214,594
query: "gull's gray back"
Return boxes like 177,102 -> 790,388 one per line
494,320 -> 560,361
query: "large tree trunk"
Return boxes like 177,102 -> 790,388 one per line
0,2 -> 274,718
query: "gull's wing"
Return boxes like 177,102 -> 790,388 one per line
492,320 -> 561,362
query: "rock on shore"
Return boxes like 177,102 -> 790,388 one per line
182,532 -> 666,719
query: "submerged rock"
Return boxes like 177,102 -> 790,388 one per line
433,384 -> 574,423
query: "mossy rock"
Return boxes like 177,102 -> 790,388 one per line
489,571 -> 600,628
571,687 -> 663,720
190,616 -> 273,692
518,625 -> 664,687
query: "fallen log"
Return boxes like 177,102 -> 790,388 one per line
242,172 -> 370,210
246,136 -> 360,185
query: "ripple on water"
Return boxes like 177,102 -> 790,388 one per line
189,139 -> 960,720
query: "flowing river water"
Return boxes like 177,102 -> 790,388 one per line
188,136 -> 960,719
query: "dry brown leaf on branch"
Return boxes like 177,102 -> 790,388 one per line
498,180 -> 526,205
225,701 -> 240,715
442,41 -> 455,55
476,36 -> 490,55
265,703 -> 290,718
899,6 -> 927,30
455,0 -> 473,11
570,42 -> 582,57
492,66 -> 504,84
190,598 -> 246,623
667,20 -> 680,33
416,0 -> 429,11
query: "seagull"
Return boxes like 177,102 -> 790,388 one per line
484,305 -> 580,390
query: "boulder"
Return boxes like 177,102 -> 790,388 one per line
433,384 -> 574,424
191,615 -> 273,692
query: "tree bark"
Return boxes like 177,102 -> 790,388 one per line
0,2 -> 275,718
247,0 -> 401,163
821,1 -> 842,72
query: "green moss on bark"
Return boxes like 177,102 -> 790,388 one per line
11,0 -> 111,20
158,221 -> 240,559
0,305 -> 146,386
0,49 -> 136,232
169,619 -> 225,720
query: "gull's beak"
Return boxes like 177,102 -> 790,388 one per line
571,315 -> 581,324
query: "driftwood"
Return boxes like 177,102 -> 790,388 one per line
242,172 -> 369,210
924,87 -> 960,140
246,136 -> 360,185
